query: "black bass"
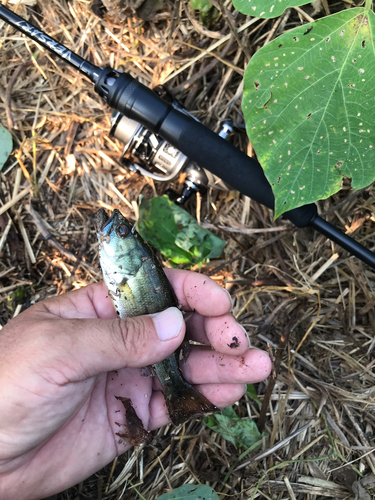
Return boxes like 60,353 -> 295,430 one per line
96,208 -> 217,425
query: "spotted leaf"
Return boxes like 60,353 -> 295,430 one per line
233,0 -> 310,19
242,8 -> 375,217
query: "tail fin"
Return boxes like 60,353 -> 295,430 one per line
153,352 -> 218,425
163,383 -> 218,425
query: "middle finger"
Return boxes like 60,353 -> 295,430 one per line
186,312 -> 250,355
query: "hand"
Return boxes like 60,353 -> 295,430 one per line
0,269 -> 272,500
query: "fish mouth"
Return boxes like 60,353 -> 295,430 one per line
96,208 -> 109,232
96,208 -> 116,232
97,208 -> 134,236
97,208 -> 129,233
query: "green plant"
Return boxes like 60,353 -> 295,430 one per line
156,484 -> 220,500
204,405 -> 263,449
190,0 -> 213,14
137,195 -> 225,266
233,0 -> 375,217
0,126 -> 12,171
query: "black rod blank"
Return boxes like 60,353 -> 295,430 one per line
0,4 -> 101,82
310,216 -> 375,269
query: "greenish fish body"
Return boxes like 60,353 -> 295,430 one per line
96,208 -> 217,425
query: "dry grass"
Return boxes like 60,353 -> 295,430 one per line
1,0 -> 375,499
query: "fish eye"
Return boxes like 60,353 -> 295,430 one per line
117,224 -> 129,237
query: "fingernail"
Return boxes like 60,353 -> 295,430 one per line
151,307 -> 183,341
222,288 -> 233,309
237,322 -> 251,347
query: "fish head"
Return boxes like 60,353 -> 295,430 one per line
96,208 -> 134,238
96,208 -> 139,273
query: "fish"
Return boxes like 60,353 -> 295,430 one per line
96,208 -> 217,425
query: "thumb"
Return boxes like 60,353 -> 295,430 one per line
37,307 -> 185,381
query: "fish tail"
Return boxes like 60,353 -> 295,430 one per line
163,382 -> 218,425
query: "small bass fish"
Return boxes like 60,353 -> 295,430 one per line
96,208 -> 217,425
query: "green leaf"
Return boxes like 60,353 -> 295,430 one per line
204,406 -> 263,449
242,7 -> 375,217
156,484 -> 220,500
233,0 -> 309,19
137,195 -> 225,266
246,384 -> 261,407
0,126 -> 13,172
190,0 -> 213,14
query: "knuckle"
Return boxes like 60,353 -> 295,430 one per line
114,317 -> 149,357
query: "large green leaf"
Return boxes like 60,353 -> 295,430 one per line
156,484 -> 220,500
0,126 -> 12,172
204,406 -> 263,449
233,0 -> 309,19
137,195 -> 225,266
242,7 -> 375,217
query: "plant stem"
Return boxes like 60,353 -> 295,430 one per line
365,0 -> 372,11
129,480 -> 147,500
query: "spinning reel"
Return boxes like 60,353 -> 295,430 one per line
110,93 -> 232,204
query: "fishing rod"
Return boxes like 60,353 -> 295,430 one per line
1,4 -> 375,270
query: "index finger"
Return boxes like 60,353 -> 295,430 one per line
164,268 -> 232,317
34,269 -> 232,320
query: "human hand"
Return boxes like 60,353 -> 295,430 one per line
0,269 -> 272,500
